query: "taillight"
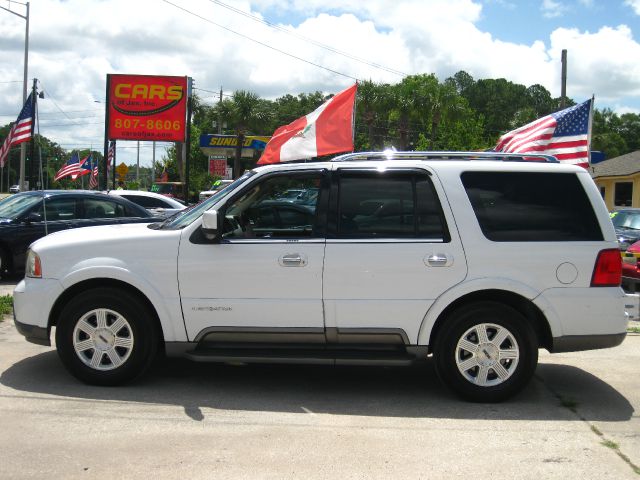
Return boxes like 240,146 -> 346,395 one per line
591,249 -> 622,287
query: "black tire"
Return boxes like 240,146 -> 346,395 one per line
0,246 -> 11,277
433,301 -> 538,402
55,287 -> 159,386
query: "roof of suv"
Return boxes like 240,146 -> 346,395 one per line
252,151 -> 582,176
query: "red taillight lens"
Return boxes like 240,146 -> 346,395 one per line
591,249 -> 622,287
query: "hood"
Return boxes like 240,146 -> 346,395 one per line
30,222 -> 183,280
31,222 -> 160,253
615,227 -> 640,243
614,227 -> 640,251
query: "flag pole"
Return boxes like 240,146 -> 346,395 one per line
587,95 -> 595,168
349,81 -> 358,154
102,74 -> 111,191
112,141 -> 117,190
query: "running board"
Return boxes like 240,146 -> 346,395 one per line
182,346 -> 419,366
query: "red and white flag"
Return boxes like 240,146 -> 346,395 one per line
258,83 -> 357,165
494,98 -> 593,168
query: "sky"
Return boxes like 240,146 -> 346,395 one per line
1,0 -> 639,168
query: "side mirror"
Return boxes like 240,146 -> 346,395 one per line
201,210 -> 220,240
25,212 -> 42,224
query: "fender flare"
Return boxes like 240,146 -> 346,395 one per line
416,277 -> 562,345
58,260 -> 186,342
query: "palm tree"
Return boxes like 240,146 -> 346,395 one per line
217,90 -> 266,178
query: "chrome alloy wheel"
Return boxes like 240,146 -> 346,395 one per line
72,309 -> 134,371
455,323 -> 520,387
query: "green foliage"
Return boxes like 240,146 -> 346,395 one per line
0,295 -> 13,317
592,132 -> 628,159
4,70 -> 639,191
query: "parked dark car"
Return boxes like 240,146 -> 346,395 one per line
611,208 -> 640,249
621,240 -> 640,292
0,190 -> 153,276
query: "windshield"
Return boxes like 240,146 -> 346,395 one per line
157,171 -> 255,229
0,194 -> 41,220
611,211 -> 640,230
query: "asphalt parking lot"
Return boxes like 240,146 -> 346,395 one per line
0,280 -> 638,479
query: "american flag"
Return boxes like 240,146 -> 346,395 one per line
0,93 -> 34,168
54,152 -> 81,181
89,157 -> 98,189
107,141 -> 115,168
494,98 -> 592,167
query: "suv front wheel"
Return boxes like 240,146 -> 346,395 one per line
434,301 -> 538,402
55,287 -> 159,386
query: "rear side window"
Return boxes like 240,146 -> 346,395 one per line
461,171 -> 603,241
83,198 -> 126,219
337,171 -> 448,240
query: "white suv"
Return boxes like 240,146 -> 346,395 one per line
13,152 -> 627,401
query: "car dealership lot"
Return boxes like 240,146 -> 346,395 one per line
0,314 -> 638,479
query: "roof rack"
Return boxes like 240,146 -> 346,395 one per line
330,151 -> 559,163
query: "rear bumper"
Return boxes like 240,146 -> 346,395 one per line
550,332 -> 626,353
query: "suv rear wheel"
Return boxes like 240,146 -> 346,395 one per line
434,301 -> 538,402
55,287 -> 159,386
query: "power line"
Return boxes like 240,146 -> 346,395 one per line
41,121 -> 104,127
41,88 -> 84,127
160,0 -> 358,81
207,0 -> 407,77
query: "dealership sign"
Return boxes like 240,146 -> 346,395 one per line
107,74 -> 188,142
199,134 -> 270,158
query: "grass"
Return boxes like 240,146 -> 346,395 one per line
0,295 -> 13,319
628,326 -> 640,334
602,439 -> 620,450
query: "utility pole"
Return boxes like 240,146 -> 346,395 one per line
28,77 -> 37,189
561,49 -> 567,108
218,86 -> 223,134
0,1 -> 30,191
151,140 -> 156,186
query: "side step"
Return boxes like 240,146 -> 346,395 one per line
183,345 -> 418,366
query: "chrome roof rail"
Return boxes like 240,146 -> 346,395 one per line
330,151 -> 559,163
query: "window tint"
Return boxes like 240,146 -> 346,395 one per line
35,198 -> 78,221
223,173 -> 322,239
337,171 -> 447,239
83,198 -> 126,219
461,171 -> 603,241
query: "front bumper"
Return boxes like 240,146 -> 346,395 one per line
13,277 -> 64,347
14,315 -> 50,346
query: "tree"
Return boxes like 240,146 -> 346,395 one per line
216,90 -> 269,178
356,80 -> 393,150
462,77 -> 529,142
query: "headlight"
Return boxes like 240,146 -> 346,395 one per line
25,250 -> 42,278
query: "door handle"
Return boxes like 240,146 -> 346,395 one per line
279,253 -> 308,267
425,253 -> 453,267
